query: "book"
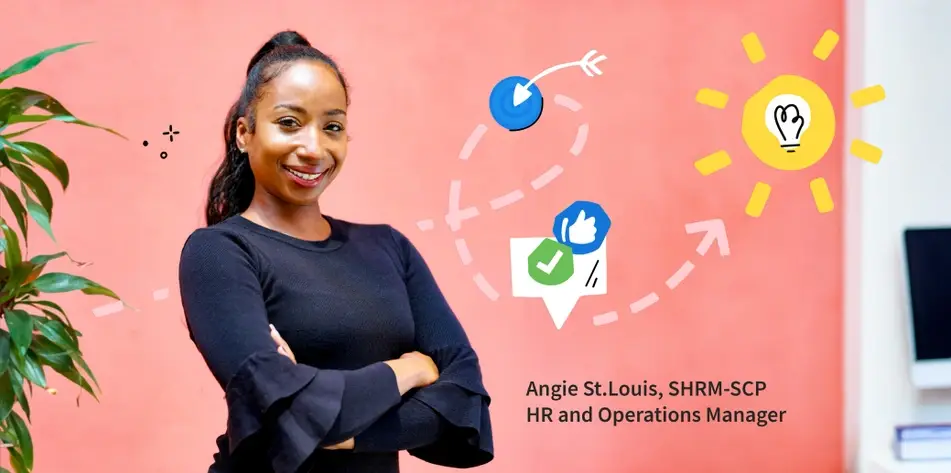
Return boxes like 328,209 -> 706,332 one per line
895,424 -> 951,460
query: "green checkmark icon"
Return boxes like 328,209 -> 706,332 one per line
527,239 -> 574,286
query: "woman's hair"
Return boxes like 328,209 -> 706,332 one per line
204,30 -> 350,226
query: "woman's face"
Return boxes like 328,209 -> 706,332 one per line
236,59 -> 349,207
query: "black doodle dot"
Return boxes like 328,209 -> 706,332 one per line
142,140 -> 149,147
160,151 -> 168,159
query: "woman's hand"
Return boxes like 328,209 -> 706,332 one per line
384,351 -> 439,395
322,438 -> 355,450
269,326 -> 438,390
270,324 -> 296,363
270,326 -> 436,448
401,351 -> 439,386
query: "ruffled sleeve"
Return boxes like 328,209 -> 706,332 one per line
407,345 -> 493,467
179,229 -> 402,473
225,351 -> 344,471
359,227 -> 492,467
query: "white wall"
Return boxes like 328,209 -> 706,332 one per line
845,0 -> 951,472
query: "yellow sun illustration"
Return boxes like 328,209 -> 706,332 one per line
694,29 -> 885,217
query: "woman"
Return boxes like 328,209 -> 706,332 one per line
178,30 -> 493,473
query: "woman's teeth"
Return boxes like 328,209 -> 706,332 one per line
286,168 -> 321,181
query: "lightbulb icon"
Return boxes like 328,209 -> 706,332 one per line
696,30 -> 887,218
765,94 -> 811,152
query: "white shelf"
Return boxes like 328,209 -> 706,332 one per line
873,453 -> 951,473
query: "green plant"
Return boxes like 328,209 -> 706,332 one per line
0,43 -> 125,472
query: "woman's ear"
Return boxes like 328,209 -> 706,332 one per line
236,116 -> 250,151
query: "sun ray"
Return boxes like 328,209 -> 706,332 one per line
850,139 -> 883,164
694,150 -> 732,175
745,182 -> 771,217
851,85 -> 886,107
696,88 -> 729,109
810,178 -> 834,213
813,30 -> 840,61
741,33 -> 766,64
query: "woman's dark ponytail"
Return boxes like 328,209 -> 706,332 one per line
204,101 -> 254,225
204,30 -> 349,226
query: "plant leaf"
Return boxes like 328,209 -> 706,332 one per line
28,252 -> 65,267
20,186 -> 53,243
30,337 -> 71,370
5,113 -> 122,138
0,135 -> 31,156
35,319 -> 77,353
21,266 -> 44,287
0,86 -> 124,138
0,89 -> 50,125
0,262 -> 34,301
33,311 -> 77,342
6,262 -> 32,285
0,42 -> 89,84
0,122 -> 45,140
69,352 -> 99,392
10,349 -> 45,389
6,411 -> 32,469
0,219 -> 22,268
22,301 -> 74,331
8,369 -> 28,421
31,273 -> 119,299
39,311 -> 78,344
23,253 -> 64,287
0,183 -> 28,243
0,332 -> 10,374
0,371 -> 14,423
48,361 -> 97,400
3,310 -> 32,353
22,299 -> 65,315
8,449 -> 26,473
6,162 -> 52,218
4,115 -> 52,124
0,148 -> 29,176
8,142 -> 69,190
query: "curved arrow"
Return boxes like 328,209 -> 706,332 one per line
592,219 -> 730,326
513,50 -> 607,106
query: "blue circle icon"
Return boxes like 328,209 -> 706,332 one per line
488,76 -> 544,132
552,201 -> 612,255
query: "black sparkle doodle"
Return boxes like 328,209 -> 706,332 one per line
142,125 -> 179,159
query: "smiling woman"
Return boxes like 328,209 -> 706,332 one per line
178,30 -> 493,473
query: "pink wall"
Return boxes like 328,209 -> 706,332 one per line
3,1 -> 843,472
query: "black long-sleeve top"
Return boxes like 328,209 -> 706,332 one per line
178,215 -> 493,473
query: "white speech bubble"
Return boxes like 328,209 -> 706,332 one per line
510,237 -> 607,329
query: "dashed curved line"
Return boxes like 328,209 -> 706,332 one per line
417,94 -> 587,301
93,301 -> 124,317
455,238 -> 473,265
592,311 -> 619,326
554,94 -> 583,112
531,165 -> 564,190
417,219 -> 435,231
489,190 -> 525,210
446,180 -> 480,232
665,261 -> 695,289
630,292 -> 660,314
593,291 -> 661,326
153,288 -> 170,301
432,95 -> 588,230
570,124 -> 589,156
473,273 -> 500,301
459,124 -> 488,161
